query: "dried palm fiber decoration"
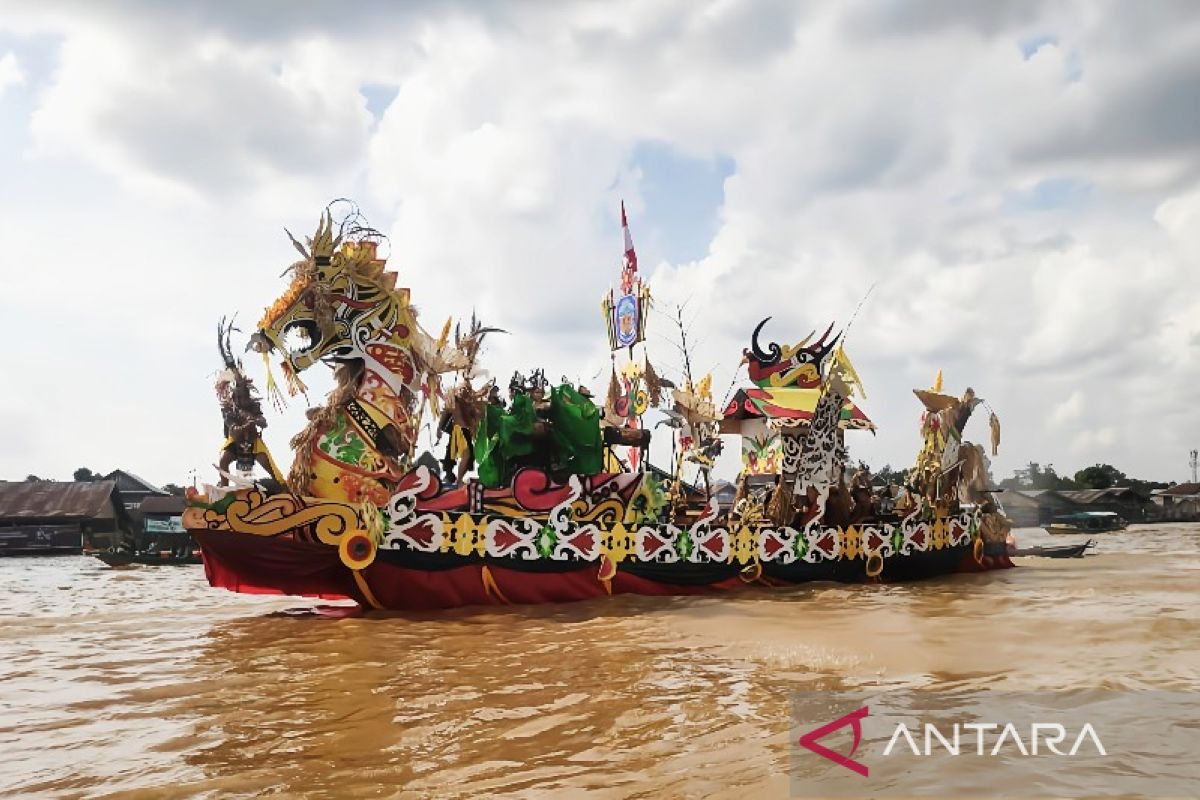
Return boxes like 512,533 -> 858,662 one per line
989,412 -> 1001,456
455,380 -> 492,435
606,366 -> 621,413
359,497 -> 385,545
288,360 -> 366,495
766,472 -> 795,526
262,352 -> 288,413
644,356 -> 664,407
281,362 -> 309,401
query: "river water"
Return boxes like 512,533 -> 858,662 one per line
1,524 -> 1197,799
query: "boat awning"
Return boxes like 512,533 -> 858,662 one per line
720,387 -> 874,433
1054,511 -> 1121,521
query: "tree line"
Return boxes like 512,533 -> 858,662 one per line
863,461 -> 1168,497
997,462 -> 1167,496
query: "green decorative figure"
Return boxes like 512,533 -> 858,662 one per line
474,377 -> 604,488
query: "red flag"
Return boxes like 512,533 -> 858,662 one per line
621,200 -> 638,276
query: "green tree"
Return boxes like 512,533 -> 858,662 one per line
1074,463 -> 1126,490
73,467 -> 98,482
999,461 -> 1041,489
1000,461 -> 1077,491
161,483 -> 187,497
1001,461 -> 1166,498
1127,478 -> 1169,498
24,474 -> 44,482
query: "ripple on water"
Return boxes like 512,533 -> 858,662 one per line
0,524 -> 1198,797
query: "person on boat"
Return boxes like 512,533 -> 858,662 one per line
978,499 -> 1015,566
117,529 -> 137,553
848,462 -> 876,522
824,482 -> 853,527
893,482 -> 915,515
437,382 -> 489,484
879,483 -> 897,516
850,462 -> 872,490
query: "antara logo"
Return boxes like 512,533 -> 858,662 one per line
798,707 -> 1108,777
883,722 -> 1107,757
798,706 -> 870,777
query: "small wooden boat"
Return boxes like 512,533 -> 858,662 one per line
1045,512 -> 1126,534
93,550 -> 203,567
1011,539 -> 1095,558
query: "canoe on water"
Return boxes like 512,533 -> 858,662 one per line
1045,512 -> 1126,534
1011,540 -> 1095,559
93,551 -> 203,567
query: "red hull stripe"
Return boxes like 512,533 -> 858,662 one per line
193,530 -> 1014,611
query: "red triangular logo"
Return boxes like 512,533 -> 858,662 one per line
798,706 -> 869,777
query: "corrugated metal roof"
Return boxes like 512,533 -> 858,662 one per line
1008,491 -> 1075,503
1156,482 -> 1200,497
1001,491 -> 1042,506
0,480 -> 119,519
138,495 -> 186,514
1057,487 -> 1141,504
103,469 -> 165,495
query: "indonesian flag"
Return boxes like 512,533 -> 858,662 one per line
621,200 -> 638,275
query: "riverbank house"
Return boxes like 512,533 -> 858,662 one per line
1001,486 -> 1158,527
1152,483 -> 1200,521
0,480 -> 131,555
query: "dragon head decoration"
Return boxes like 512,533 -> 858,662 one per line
742,318 -> 841,389
248,209 -> 416,386
243,203 -> 499,502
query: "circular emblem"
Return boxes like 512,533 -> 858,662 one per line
339,530 -> 377,571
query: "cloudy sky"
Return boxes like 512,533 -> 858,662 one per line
1,0 -> 1198,489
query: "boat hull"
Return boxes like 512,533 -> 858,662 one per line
94,551 -> 203,567
185,473 -> 1014,612
1012,540 -> 1094,558
193,528 -> 1008,611
1045,525 -> 1123,535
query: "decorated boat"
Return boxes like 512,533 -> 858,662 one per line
185,203 -> 1014,611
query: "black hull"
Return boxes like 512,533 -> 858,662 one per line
1012,540 -> 1094,559
94,551 -> 203,567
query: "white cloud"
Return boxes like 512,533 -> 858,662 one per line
0,51 -> 24,95
26,27 -> 377,206
1071,426 -> 1117,455
1050,391 -> 1084,427
1156,187 -> 1200,258
1,1 -> 1198,487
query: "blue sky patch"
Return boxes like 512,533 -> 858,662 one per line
623,140 -> 734,267
1020,33 -> 1057,60
1005,176 -> 1093,212
361,83 -> 399,121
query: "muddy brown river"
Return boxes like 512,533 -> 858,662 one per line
1,524 -> 1197,798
